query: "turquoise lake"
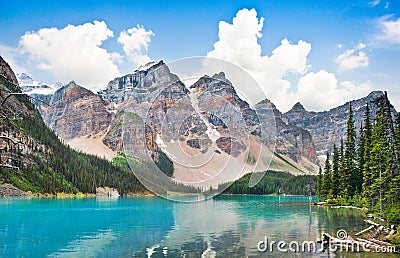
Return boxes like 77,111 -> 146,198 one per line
0,195 -> 397,257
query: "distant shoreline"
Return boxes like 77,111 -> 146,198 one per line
0,183 -> 156,198
1,192 -> 317,199
1,193 -> 317,200
1,183 -> 319,198
0,192 -> 157,198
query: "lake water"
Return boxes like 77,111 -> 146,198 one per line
0,195 -> 396,257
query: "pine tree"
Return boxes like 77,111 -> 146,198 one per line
340,137 -> 344,159
362,103 -> 373,205
338,137 -> 345,195
317,166 -> 323,200
332,144 -> 340,198
322,152 -> 332,197
371,92 -> 398,213
389,113 -> 400,209
395,113 -> 400,160
342,103 -> 357,197
370,115 -> 391,215
373,92 -> 397,164
356,123 -> 365,195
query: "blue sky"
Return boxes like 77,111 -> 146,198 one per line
0,0 -> 399,111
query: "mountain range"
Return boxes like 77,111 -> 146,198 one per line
283,91 -> 397,157
27,61 -> 397,188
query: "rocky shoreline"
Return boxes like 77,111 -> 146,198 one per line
0,183 -> 156,198
0,184 -> 28,197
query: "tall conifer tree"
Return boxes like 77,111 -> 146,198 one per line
342,103 -> 357,197
356,123 -> 365,194
322,152 -> 332,197
317,166 -> 323,199
332,144 -> 340,198
370,115 -> 391,215
362,103 -> 373,204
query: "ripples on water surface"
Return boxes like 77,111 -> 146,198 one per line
0,195 -> 396,257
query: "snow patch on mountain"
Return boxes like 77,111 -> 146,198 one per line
17,72 -> 63,95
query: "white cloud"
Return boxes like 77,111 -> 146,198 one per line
0,43 -> 27,73
293,70 -> 372,111
110,52 -> 123,64
385,2 -> 390,8
356,42 -> 366,50
207,8 -> 371,112
19,21 -> 121,89
378,17 -> 400,43
118,25 -> 154,67
368,0 -> 381,7
207,8 -> 311,111
335,43 -> 369,71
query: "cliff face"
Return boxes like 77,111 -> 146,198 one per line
283,91 -> 397,156
102,61 -> 191,156
99,60 -> 182,107
0,57 -> 51,172
189,73 -> 259,157
191,73 -> 261,134
34,81 -> 112,140
256,99 -> 317,164
0,56 -> 18,85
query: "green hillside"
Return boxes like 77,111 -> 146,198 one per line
0,75 -> 146,195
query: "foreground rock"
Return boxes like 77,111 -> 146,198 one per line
0,184 -> 28,197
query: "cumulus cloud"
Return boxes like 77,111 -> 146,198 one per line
378,17 -> 400,43
207,8 -> 311,111
207,8 -> 371,112
335,42 -> 369,71
19,21 -> 121,89
118,25 -> 154,67
293,70 -> 372,111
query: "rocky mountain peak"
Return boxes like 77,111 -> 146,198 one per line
136,60 -> 164,72
17,73 -> 34,85
18,73 -> 62,96
147,60 -> 165,71
255,98 -> 317,164
255,98 -> 275,110
50,81 -> 93,103
100,60 -> 181,105
366,90 -> 384,100
32,81 -> 112,141
291,102 -> 306,112
190,73 -> 236,97
211,71 -> 232,85
66,80 -> 78,88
